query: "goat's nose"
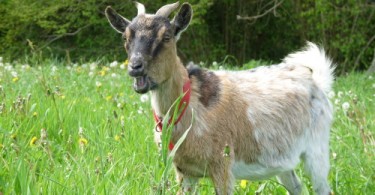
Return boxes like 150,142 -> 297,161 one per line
128,61 -> 144,77
130,62 -> 143,70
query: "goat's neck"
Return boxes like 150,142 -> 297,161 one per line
151,59 -> 188,117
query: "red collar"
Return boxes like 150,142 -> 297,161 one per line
153,80 -> 191,150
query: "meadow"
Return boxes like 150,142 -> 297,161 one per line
0,58 -> 374,194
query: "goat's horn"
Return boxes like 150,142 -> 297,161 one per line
155,2 -> 180,17
134,1 -> 145,15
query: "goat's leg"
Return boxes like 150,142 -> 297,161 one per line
303,146 -> 331,195
176,171 -> 198,194
210,163 -> 235,195
277,170 -> 302,195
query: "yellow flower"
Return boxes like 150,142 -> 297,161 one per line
12,77 -> 19,82
240,180 -> 248,189
115,135 -> 120,141
60,95 -> 66,99
33,112 -> 38,117
99,70 -> 106,76
30,136 -> 38,146
106,95 -> 112,101
124,59 -> 129,66
79,138 -> 88,145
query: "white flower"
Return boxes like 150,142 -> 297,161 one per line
11,71 -> 18,77
342,102 -> 350,112
120,64 -> 126,69
372,83 -> 375,89
199,61 -> 204,66
140,94 -> 149,103
5,65 -> 12,71
137,107 -> 144,114
212,61 -> 218,66
66,66 -> 72,70
90,63 -> 97,71
368,75 -> 373,80
334,99 -> 340,105
337,91 -> 343,98
78,127 -> 84,136
328,91 -> 335,99
111,73 -> 117,78
89,71 -> 94,77
117,103 -> 122,108
96,81 -> 102,87
51,66 -> 58,72
110,61 -> 118,68
0,56 -> 3,62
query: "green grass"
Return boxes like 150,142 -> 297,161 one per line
0,59 -> 374,194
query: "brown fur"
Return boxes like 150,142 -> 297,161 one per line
105,3 -> 334,194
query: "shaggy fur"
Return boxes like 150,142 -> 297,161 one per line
105,2 -> 334,195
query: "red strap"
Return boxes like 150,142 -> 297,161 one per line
153,80 -> 191,151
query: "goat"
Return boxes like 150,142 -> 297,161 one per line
105,2 -> 334,194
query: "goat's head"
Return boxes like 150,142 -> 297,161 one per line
105,2 -> 192,94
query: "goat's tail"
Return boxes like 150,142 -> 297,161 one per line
283,42 -> 335,94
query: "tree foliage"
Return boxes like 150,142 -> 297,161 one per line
0,0 -> 374,72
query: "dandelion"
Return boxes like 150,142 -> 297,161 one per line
51,66 -> 58,73
342,102 -> 350,112
115,135 -> 120,141
11,71 -> 18,78
337,91 -> 343,98
78,127 -> 84,137
12,77 -> 19,82
99,70 -> 106,76
137,107 -> 144,114
90,63 -> 97,71
110,61 -> 118,68
140,94 -> 149,103
332,152 -> 337,160
96,81 -> 102,88
328,91 -> 335,99
79,138 -> 88,145
121,59 -> 129,69
240,180 -> 248,189
30,136 -> 38,146
106,95 -> 112,101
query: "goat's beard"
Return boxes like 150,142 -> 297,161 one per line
133,75 -> 157,94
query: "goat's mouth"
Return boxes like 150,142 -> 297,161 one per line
133,75 -> 157,94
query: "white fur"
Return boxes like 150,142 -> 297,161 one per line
283,42 -> 335,93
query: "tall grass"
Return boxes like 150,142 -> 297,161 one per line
0,58 -> 374,194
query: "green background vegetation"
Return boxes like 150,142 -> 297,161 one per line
0,0 -> 374,73
0,61 -> 374,194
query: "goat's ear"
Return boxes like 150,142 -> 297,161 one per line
171,3 -> 193,40
105,6 -> 130,34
